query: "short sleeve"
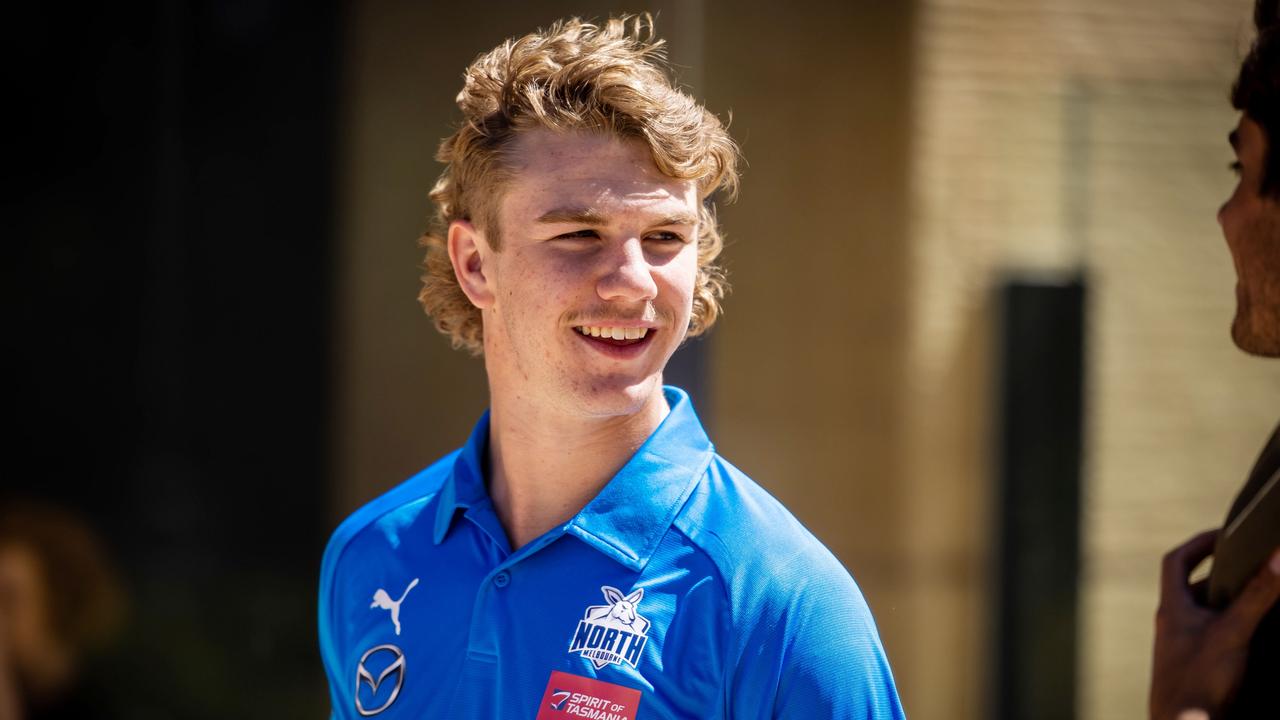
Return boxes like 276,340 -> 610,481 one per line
318,529 -> 354,719
727,568 -> 905,720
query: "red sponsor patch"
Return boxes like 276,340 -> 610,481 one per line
536,670 -> 642,720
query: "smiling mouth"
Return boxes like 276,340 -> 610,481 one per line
573,325 -> 655,350
576,325 -> 649,344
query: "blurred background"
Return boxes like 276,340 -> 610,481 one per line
5,0 -> 1277,718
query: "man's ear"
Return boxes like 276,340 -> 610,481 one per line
447,219 -> 495,310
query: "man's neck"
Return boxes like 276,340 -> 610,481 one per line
486,386 -> 670,551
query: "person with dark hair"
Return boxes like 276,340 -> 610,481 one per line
1149,2 -> 1280,718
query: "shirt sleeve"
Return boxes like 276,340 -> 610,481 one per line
727,567 -> 905,720
318,529 -> 355,719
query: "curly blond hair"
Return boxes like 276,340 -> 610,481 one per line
418,14 -> 741,355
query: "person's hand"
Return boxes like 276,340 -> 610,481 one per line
1149,529 -> 1280,720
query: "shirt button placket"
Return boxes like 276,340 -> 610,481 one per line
465,568 -> 511,659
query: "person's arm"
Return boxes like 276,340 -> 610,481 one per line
1149,529 -> 1280,720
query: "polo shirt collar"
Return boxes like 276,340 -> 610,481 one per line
431,386 -> 714,572
431,409 -> 490,546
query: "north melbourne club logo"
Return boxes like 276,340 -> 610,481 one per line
567,586 -> 650,670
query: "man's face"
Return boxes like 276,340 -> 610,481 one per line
1219,114 -> 1280,357
476,129 -> 699,417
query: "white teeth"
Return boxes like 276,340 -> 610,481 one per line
575,326 -> 651,340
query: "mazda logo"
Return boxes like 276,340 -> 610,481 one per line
355,644 -> 405,716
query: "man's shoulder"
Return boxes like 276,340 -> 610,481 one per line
316,450 -> 461,699
319,449 -> 459,583
671,453 -> 900,717
673,453 -> 864,606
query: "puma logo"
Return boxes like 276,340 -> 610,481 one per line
370,578 -> 419,636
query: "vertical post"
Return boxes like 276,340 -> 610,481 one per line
992,277 -> 1085,720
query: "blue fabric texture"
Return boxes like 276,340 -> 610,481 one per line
319,386 -> 905,719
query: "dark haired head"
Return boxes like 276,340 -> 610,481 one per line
1257,0 -> 1278,29
1233,0 -> 1280,197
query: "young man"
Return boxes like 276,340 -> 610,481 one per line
318,16 -> 904,720
1149,2 -> 1280,718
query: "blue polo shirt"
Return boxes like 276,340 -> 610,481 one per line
319,386 -> 904,719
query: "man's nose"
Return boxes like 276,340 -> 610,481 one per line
597,239 -> 658,302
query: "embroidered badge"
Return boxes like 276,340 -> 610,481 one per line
370,578 -> 419,635
536,670 -> 642,720
567,586 -> 650,670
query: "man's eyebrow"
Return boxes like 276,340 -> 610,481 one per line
535,207 -> 608,225
1229,129 -> 1240,150
655,214 -> 699,227
535,207 -> 699,227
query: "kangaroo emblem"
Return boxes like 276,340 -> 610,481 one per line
585,586 -> 648,632
370,578 -> 419,636
568,585 -> 651,669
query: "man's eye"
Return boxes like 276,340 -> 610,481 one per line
646,232 -> 685,244
1229,160 -> 1243,175
554,230 -> 598,240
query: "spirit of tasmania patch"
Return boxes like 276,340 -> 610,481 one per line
536,670 -> 642,720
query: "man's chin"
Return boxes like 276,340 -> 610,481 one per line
572,373 -> 664,416
1232,310 -> 1280,357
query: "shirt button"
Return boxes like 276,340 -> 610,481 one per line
493,571 -> 511,588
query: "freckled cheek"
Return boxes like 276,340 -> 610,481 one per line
655,259 -> 697,311
503,280 -> 581,349
504,256 -> 571,301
